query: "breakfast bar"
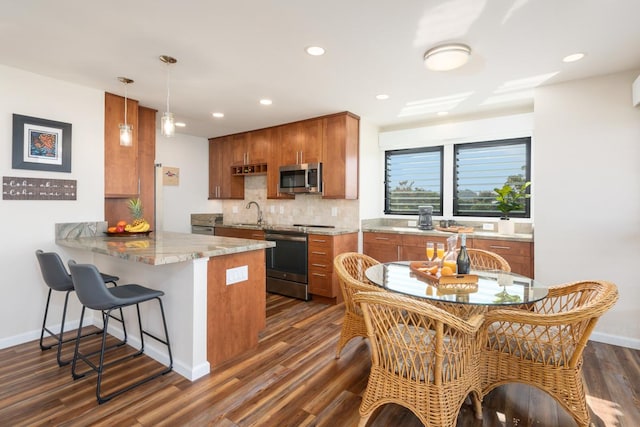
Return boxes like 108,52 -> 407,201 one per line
55,222 -> 275,381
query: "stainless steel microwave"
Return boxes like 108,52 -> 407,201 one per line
278,162 -> 323,194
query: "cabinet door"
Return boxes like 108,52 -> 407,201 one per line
209,137 -> 244,199
104,92 -> 139,197
299,118 -> 323,164
214,227 -> 264,240
266,127 -> 294,200
279,121 -> 302,165
230,134 -> 248,166
322,113 -> 359,199
473,238 -> 534,277
247,128 -> 270,164
363,232 -> 401,263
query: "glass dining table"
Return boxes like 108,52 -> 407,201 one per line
365,262 -> 548,307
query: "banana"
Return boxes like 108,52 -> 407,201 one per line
125,240 -> 150,248
128,221 -> 150,232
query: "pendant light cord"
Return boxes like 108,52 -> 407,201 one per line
166,63 -> 171,113
124,82 -> 128,126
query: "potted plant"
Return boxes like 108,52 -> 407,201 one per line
493,181 -> 531,234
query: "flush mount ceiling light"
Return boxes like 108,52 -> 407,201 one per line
118,77 -> 134,147
423,43 -> 471,71
305,46 -> 325,56
259,99 -> 273,106
562,52 -> 585,63
160,55 -> 177,137
212,112 -> 224,118
376,94 -> 389,100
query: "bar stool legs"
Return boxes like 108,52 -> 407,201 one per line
68,261 -> 173,404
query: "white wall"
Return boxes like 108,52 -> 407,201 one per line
0,65 -> 105,347
358,118 -> 383,221
156,133 -> 221,233
534,69 -> 640,348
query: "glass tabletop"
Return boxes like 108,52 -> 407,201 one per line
365,262 -> 548,306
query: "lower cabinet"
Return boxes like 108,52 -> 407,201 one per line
363,232 -> 534,277
472,238 -> 534,277
308,233 -> 358,302
214,227 -> 265,240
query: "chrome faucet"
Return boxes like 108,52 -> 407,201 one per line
246,201 -> 263,225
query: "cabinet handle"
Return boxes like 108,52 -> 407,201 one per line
312,272 -> 327,277
311,238 -> 327,243
489,245 -> 511,250
311,263 -> 327,268
300,151 -> 304,163
251,234 -> 263,238
375,237 -> 390,241
311,251 -> 327,255
397,246 -> 400,260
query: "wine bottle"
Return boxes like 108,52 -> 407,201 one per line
456,233 -> 471,274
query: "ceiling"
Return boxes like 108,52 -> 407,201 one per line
2,0 -> 640,138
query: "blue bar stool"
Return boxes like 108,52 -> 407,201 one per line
35,250 -> 127,366
68,261 -> 173,404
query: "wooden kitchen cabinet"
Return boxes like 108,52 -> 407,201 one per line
209,136 -> 243,199
214,226 -> 265,240
230,129 -> 269,166
321,112 -> 359,199
104,93 -> 156,228
363,232 -> 402,263
400,234 -> 462,261
104,92 -> 139,198
473,238 -> 534,277
308,233 -> 357,303
279,117 -> 323,165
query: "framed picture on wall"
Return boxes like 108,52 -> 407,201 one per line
12,114 -> 72,173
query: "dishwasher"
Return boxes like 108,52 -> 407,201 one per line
265,230 -> 309,300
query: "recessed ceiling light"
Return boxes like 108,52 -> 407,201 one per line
175,122 -> 186,127
259,99 -> 273,106
424,43 -> 471,71
562,52 -> 585,63
305,46 -> 325,56
212,112 -> 224,118
376,94 -> 389,100
437,111 -> 449,116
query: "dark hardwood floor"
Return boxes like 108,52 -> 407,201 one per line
0,294 -> 638,426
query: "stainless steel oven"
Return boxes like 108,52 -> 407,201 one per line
265,230 -> 309,300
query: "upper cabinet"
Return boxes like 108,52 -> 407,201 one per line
104,93 -> 156,228
104,92 -> 139,198
322,112 -> 359,199
209,111 -> 360,200
279,118 -> 323,166
209,136 -> 244,200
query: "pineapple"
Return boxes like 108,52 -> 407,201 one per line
128,198 -> 145,226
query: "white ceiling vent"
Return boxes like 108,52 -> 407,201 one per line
633,75 -> 640,107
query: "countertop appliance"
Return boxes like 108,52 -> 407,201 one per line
278,162 -> 322,194
265,229 -> 309,300
191,213 -> 222,235
418,206 -> 433,230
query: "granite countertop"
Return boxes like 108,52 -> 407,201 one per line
216,223 -> 359,236
360,224 -> 533,243
56,231 -> 275,266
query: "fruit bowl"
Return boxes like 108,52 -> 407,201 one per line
104,230 -> 152,237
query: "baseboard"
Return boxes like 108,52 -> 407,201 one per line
0,319 -> 81,350
590,331 -> 640,350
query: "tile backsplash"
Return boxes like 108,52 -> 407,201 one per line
222,175 -> 359,229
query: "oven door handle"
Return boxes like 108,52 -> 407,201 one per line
265,233 -> 307,243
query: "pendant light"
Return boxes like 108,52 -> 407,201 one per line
118,77 -> 134,146
160,55 -> 177,137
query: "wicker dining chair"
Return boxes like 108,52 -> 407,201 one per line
480,280 -> 618,427
333,252 -> 383,358
354,291 -> 483,426
467,248 -> 511,272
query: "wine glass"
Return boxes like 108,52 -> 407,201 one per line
426,242 -> 435,261
436,243 -> 445,261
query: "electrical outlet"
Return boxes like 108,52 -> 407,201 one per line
407,220 -> 417,227
331,207 -> 338,217
483,223 -> 495,231
270,205 -> 275,213
226,265 -> 248,285
279,206 -> 284,214
232,206 -> 238,213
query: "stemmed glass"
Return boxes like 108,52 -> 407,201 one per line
425,242 -> 435,261
436,243 -> 445,263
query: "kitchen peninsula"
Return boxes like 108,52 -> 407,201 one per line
55,222 -> 275,381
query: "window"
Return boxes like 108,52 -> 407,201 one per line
384,147 -> 443,215
454,137 -> 531,217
